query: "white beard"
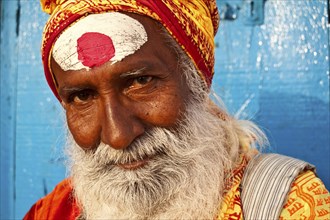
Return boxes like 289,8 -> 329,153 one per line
66,99 -> 240,220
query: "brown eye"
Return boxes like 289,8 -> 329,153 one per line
133,76 -> 152,86
70,90 -> 94,103
125,75 -> 158,96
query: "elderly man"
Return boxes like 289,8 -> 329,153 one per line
24,0 -> 329,219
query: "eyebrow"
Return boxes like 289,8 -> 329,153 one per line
59,85 -> 92,97
119,67 -> 147,78
58,67 -> 149,96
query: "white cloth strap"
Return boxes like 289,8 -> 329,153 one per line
241,153 -> 314,220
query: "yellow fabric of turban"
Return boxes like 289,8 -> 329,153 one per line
40,0 -> 219,101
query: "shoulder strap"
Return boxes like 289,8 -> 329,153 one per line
241,153 -> 314,220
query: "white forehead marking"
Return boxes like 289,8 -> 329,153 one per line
52,12 -> 148,71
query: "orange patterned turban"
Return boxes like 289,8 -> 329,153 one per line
41,0 -> 219,101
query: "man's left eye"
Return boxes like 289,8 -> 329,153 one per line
132,76 -> 153,86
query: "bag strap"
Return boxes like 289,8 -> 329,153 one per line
241,153 -> 314,220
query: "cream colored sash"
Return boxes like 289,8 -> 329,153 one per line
241,153 -> 314,220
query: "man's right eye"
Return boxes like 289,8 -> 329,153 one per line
69,90 -> 94,103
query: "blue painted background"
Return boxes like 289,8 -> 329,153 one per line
1,0 -> 329,219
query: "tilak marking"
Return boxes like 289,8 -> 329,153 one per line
52,12 -> 148,71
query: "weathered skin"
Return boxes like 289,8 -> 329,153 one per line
51,13 -> 190,152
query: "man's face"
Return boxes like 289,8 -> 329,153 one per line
51,14 -> 190,166
50,13 -> 231,219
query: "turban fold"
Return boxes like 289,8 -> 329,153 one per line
41,0 -> 219,101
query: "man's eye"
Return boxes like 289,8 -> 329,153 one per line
132,76 -> 153,86
69,90 -> 94,103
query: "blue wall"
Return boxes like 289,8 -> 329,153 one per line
214,0 -> 329,191
1,0 -> 329,219
1,1 -> 66,219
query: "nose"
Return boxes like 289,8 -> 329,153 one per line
101,95 -> 145,150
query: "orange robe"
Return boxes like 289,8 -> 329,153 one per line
23,179 -> 79,220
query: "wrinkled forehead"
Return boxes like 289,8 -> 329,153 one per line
52,12 -> 148,71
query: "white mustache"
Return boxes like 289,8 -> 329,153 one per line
85,128 -> 176,166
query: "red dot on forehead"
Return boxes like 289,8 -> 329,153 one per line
77,32 -> 115,68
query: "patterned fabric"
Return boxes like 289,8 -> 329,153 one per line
280,170 -> 330,219
241,153 -> 315,219
216,155 -> 249,220
218,156 -> 330,220
40,0 -> 219,101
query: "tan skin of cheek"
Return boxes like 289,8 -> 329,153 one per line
135,90 -> 186,127
65,103 -> 102,149
120,68 -> 188,128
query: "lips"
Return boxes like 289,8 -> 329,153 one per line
117,157 -> 150,170
115,147 -> 165,170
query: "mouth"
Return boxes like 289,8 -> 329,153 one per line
115,145 -> 167,170
117,157 -> 151,170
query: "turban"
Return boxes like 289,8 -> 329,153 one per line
41,0 -> 219,101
